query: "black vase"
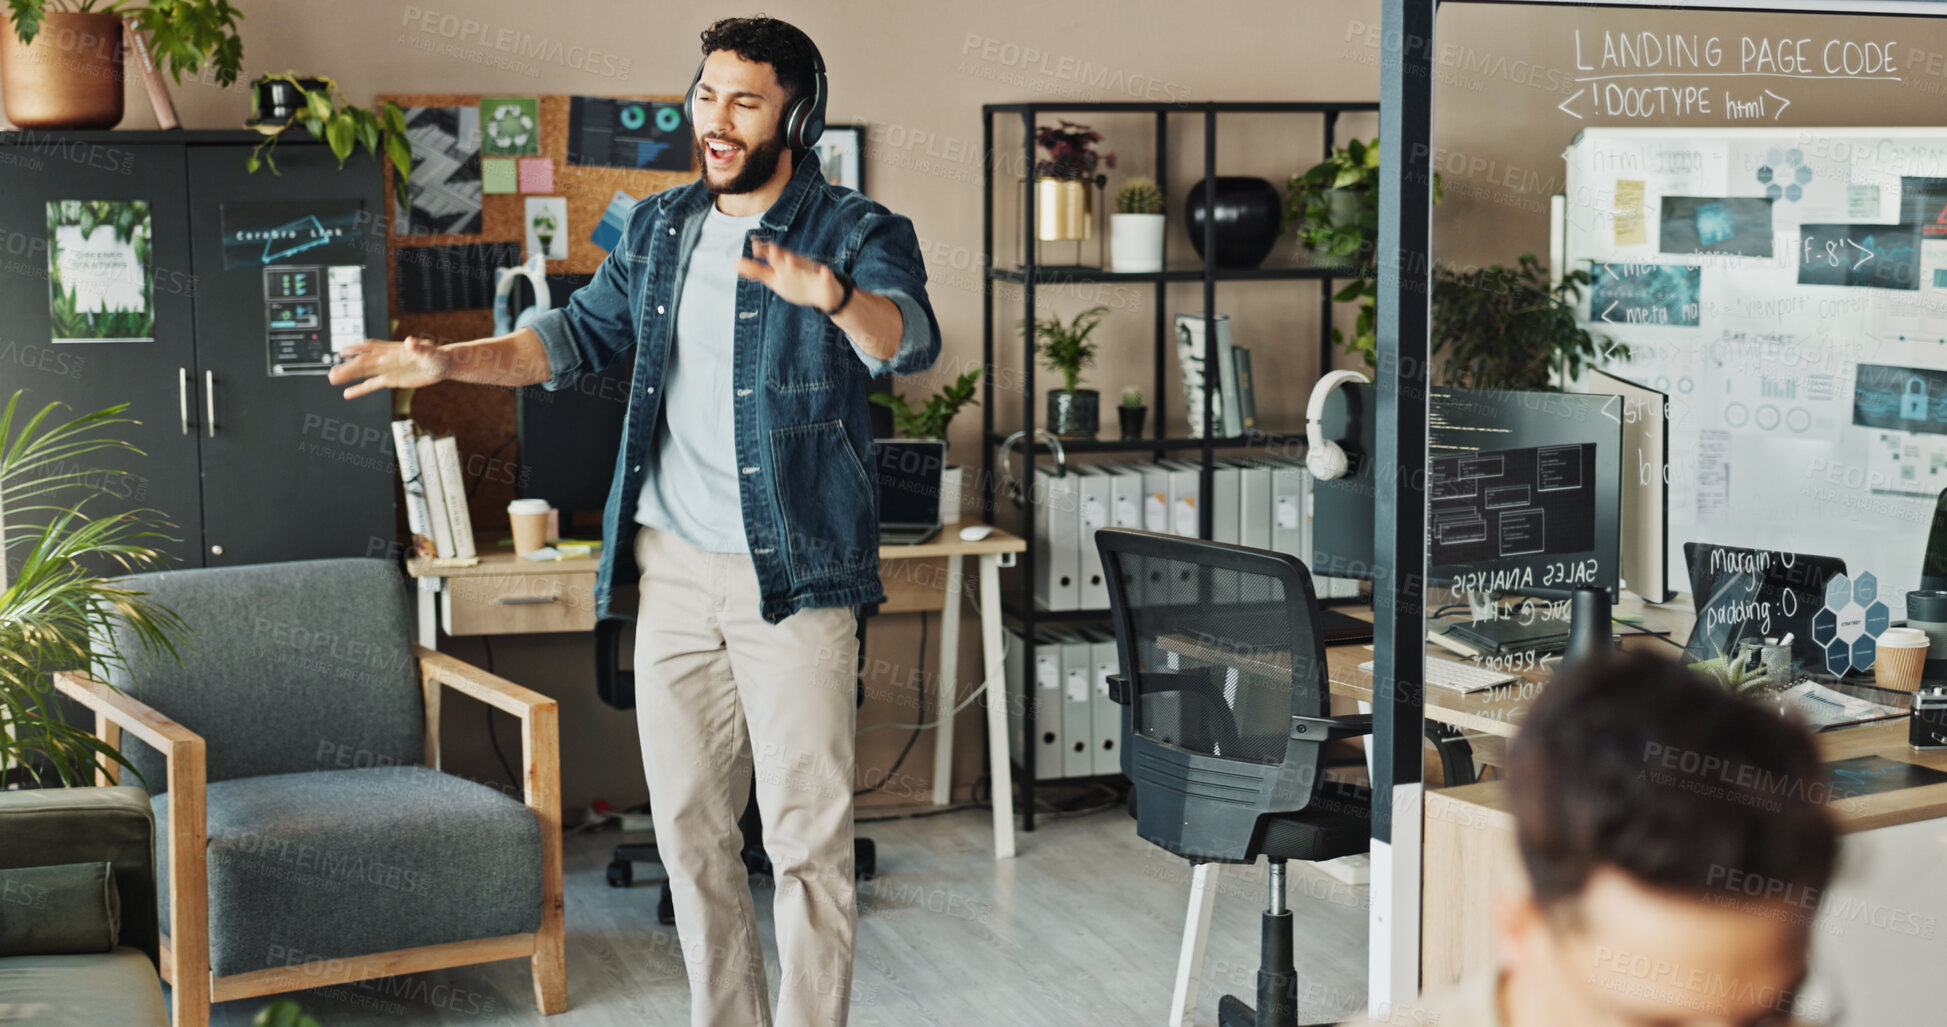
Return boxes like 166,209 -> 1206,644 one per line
1048,389 -> 1100,438
247,77 -> 327,129
1184,177 -> 1283,268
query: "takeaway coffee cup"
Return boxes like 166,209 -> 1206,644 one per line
1877,627 -> 1931,693
508,498 -> 551,555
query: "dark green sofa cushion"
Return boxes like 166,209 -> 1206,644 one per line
0,862 -> 120,957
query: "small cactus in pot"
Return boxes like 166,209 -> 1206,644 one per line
1111,175 -> 1167,273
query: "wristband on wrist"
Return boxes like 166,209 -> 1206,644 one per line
823,269 -> 857,317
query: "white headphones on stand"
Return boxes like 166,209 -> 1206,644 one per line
493,254 -> 552,337
1305,370 -> 1370,481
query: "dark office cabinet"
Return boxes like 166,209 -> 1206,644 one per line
0,131 -> 393,574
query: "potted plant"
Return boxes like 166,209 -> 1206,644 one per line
1028,305 -> 1109,439
244,73 -> 415,211
0,391 -> 187,787
1033,120 -> 1114,245
253,999 -> 321,1027
1690,643 -> 1781,705
1118,385 -> 1147,440
1,0 -> 244,129
1432,254 -> 1623,389
1284,139 -> 1442,365
1111,176 -> 1165,273
868,368 -> 981,522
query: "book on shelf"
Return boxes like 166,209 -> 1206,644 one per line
121,17 -> 180,130
1173,313 -> 1242,438
431,435 -> 477,560
1234,347 -> 1257,433
390,419 -> 436,560
416,434 -> 457,559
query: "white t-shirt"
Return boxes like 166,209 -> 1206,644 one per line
635,203 -> 764,553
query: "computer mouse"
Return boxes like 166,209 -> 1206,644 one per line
959,524 -> 995,542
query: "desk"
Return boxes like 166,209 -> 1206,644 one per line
1321,597 -> 1704,750
406,527 -> 1027,860
1422,719 -> 1947,1021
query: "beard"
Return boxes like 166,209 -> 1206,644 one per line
696,128 -> 787,196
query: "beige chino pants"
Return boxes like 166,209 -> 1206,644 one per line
632,525 -> 861,1027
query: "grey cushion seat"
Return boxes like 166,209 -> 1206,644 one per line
0,947 -> 167,1025
153,766 -> 542,977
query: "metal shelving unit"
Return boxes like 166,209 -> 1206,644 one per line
979,99 -> 1379,831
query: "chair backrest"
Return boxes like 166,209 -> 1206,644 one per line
104,559 -> 424,791
1096,528 -> 1331,863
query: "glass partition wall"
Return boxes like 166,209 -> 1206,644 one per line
1376,1 -> 1947,1021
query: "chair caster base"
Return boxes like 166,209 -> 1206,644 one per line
1218,991 -> 1333,1027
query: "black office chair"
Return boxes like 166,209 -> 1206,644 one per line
1097,528 -> 1373,1027
594,614 -> 877,925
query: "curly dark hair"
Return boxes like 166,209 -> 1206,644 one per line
699,16 -> 821,108
1508,651 -> 1838,918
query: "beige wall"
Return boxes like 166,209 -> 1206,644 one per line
47,0 -> 1947,812
64,0 -> 1401,813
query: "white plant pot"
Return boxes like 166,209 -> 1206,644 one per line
939,464 -> 964,524
1110,213 -> 1166,273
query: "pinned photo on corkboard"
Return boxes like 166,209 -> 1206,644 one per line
526,197 -> 569,262
398,106 -> 483,236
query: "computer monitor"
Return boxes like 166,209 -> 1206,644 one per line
1922,487 -> 1947,592
1426,386 -> 1624,604
516,274 -> 622,515
1581,368 -> 1673,603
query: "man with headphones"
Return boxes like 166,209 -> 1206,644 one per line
329,16 -> 939,1026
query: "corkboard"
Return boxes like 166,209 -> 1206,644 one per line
378,93 -> 693,534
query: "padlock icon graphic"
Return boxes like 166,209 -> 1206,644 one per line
1904,377 -> 1929,420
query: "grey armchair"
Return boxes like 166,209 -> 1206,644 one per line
54,558 -> 564,1027
0,786 -> 167,1025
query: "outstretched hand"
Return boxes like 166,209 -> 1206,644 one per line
737,239 -> 844,312
326,336 -> 448,399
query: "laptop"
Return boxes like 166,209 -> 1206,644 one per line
1682,542 -> 1848,677
875,439 -> 945,545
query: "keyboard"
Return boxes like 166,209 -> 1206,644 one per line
1358,656 -> 1518,693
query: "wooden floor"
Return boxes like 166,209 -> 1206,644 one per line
192,806 -> 1369,1027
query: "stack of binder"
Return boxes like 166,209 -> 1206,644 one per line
1024,457 -> 1358,612
1004,625 -> 1124,780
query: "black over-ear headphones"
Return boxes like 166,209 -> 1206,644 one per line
686,41 -> 827,153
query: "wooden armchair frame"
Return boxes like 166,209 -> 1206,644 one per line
54,643 -> 564,1027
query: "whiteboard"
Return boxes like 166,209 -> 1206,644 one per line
1564,126 -> 1947,614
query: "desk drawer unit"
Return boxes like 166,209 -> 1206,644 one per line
443,570 -> 598,635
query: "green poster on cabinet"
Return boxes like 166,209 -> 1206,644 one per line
47,200 -> 155,343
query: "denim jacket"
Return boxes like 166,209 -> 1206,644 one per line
528,151 -> 941,624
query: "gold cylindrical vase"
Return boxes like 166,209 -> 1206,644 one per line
1036,178 -> 1093,241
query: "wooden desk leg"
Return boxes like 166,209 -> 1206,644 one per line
417,577 -> 438,651
932,553 -> 965,807
979,554 -> 1017,859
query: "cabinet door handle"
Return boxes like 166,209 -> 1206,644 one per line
178,368 -> 190,436
204,370 -> 216,438
497,595 -> 559,605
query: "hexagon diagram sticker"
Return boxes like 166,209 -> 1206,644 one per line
1812,571 -> 1890,675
